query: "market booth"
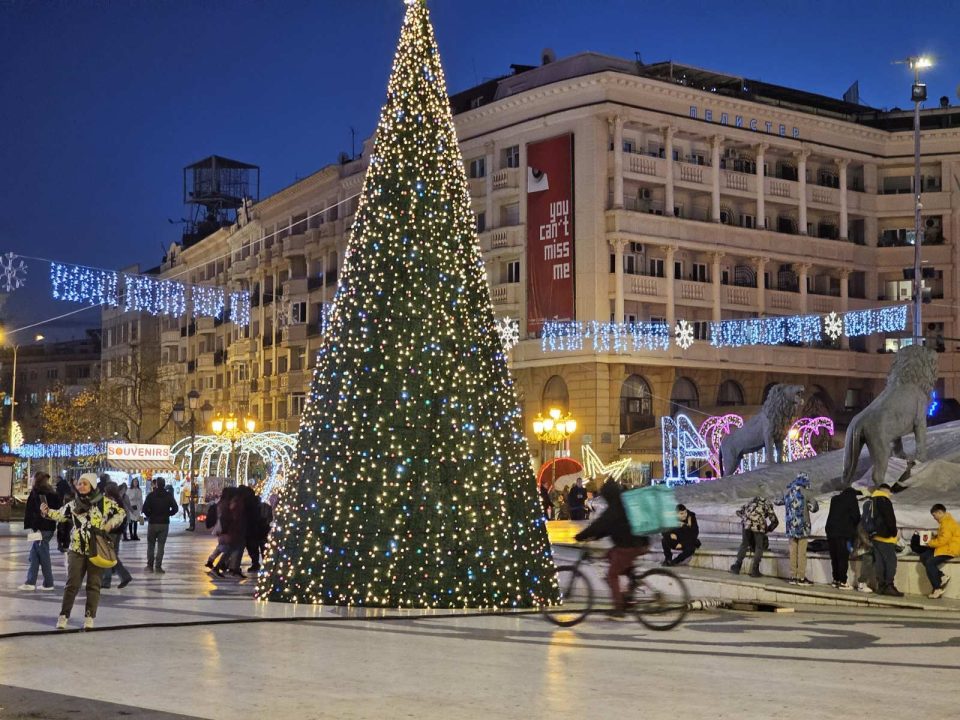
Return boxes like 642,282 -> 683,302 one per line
105,443 -> 178,483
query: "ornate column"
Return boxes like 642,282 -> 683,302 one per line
663,245 -> 677,331
837,158 -> 849,240
663,126 -> 675,216
756,142 -> 768,229
711,135 -> 722,222
796,149 -> 810,235
610,115 -> 624,209
711,252 -> 724,322
611,237 -> 626,323
754,256 -> 768,314
484,140 -> 495,224
797,262 -> 810,314
839,268 -> 851,350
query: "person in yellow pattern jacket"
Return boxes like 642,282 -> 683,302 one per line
42,473 -> 125,630
921,504 -> 959,599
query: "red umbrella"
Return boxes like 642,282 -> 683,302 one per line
537,458 -> 584,489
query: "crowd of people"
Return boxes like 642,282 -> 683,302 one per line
539,471 -> 957,606
18,470 -> 278,630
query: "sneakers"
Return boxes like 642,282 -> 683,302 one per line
882,585 -> 905,597
748,571 -> 763,578
18,584 -> 36,591
117,578 -> 131,589
155,567 -> 166,575
56,615 -> 68,630
797,578 -> 814,586
83,616 -> 94,631
835,582 -> 854,591
204,560 -> 214,569
39,585 -> 55,591
788,578 -> 799,585
929,588 -> 945,599
941,576 -> 951,590
856,582 -> 874,594
144,565 -> 154,573
729,564 -> 742,575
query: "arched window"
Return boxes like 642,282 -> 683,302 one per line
670,377 -> 699,416
620,374 -> 653,434
541,375 -> 569,413
717,379 -> 745,407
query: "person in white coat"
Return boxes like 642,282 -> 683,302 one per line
126,478 -> 143,541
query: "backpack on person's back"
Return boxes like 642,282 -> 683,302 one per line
204,501 -> 218,529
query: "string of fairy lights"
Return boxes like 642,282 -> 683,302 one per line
256,0 -> 558,609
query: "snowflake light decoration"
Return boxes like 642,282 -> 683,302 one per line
0,253 -> 27,292
495,316 -> 520,352
824,311 -> 843,340
674,319 -> 695,349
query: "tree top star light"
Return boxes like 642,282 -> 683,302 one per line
257,0 -> 558,608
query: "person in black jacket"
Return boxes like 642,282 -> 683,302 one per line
825,487 -> 861,589
19,472 -> 60,591
869,485 -> 902,596
661,504 -> 700,566
141,479 -> 178,574
567,477 -> 588,521
54,475 -> 73,552
574,479 -> 649,618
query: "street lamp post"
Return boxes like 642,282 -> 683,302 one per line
210,410 -> 256,485
532,407 -> 577,493
6,333 -> 43,450
902,55 -> 933,343
173,390 -> 213,531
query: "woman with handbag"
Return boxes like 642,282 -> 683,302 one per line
19,471 -> 60,591
100,481 -> 133,591
127,478 -> 143,541
41,472 -> 125,630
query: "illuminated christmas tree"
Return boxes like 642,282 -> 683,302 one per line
258,0 -> 558,608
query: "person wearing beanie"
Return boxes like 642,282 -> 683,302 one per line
775,472 -> 820,585
42,473 -> 125,630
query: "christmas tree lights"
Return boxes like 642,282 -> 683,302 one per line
257,0 -> 558,608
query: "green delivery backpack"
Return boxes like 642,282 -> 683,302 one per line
622,485 -> 680,536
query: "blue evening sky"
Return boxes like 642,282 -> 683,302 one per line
0,0 -> 957,337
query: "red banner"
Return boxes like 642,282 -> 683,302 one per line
526,134 -> 574,335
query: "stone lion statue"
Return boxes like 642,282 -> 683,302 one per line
842,344 -> 938,487
720,384 -> 805,477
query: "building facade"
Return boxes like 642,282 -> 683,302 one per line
127,53 -> 960,474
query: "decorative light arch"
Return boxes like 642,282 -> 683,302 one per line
170,432 -> 297,500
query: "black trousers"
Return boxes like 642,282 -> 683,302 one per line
661,535 -> 695,565
827,535 -> 852,583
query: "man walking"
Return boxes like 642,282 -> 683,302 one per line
868,484 -> 903,597
142,479 -> 178,574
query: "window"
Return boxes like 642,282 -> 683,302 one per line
291,302 -> 307,324
468,157 -> 486,178
506,261 -> 521,284
649,258 -> 664,278
690,263 -> 708,282
717,380 -> 745,406
620,374 -> 653,434
46,368 -> 58,380
674,261 -> 683,280
500,203 -> 520,226
130,322 -> 138,341
693,321 -> 709,340
740,214 -> 756,229
670,377 -> 699,415
622,139 -> 636,153
502,145 -> 520,169
292,393 -> 307,416
475,211 -> 486,234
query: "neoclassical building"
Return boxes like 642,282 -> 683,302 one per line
115,52 -> 960,476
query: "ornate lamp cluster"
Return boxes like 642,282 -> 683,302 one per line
532,407 -> 577,445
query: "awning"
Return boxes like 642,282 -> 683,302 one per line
107,459 -> 177,473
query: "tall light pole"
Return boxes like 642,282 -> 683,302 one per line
173,390 -> 213,531
211,410 -> 256,485
532,407 -> 577,492
5,333 -> 44,450
900,55 -> 933,342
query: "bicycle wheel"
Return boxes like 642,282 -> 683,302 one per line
542,565 -> 593,627
631,567 -> 690,631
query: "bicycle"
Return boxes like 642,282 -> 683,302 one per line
541,544 -> 691,630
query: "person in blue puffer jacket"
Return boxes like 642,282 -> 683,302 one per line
775,472 -> 820,586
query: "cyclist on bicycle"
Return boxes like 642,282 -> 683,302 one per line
574,479 -> 649,619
